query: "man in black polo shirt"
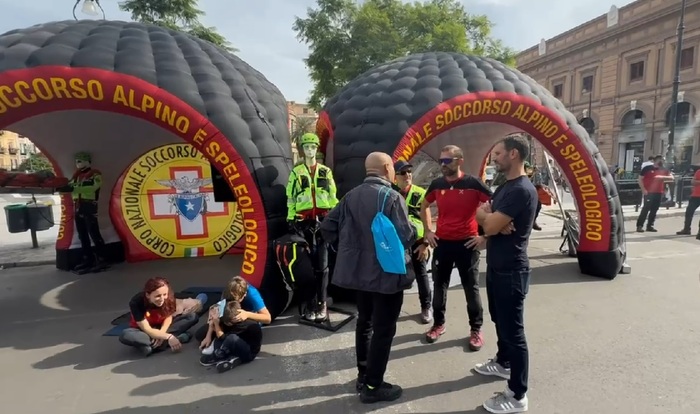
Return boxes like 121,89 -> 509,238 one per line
475,135 -> 537,414
420,144 -> 492,351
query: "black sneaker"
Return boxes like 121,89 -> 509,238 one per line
355,374 -> 366,393
532,223 -> 542,231
199,354 -> 222,366
138,345 -> 153,357
646,227 -> 658,232
359,382 -> 403,404
677,229 -> 691,235
636,227 -> 645,233
216,357 -> 242,373
696,233 -> 700,241
177,333 -> 192,344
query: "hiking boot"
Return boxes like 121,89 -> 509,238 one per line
468,330 -> 484,351
646,227 -> 658,232
636,227 -> 645,233
426,325 -> 446,343
216,357 -> 242,373
359,382 -> 403,404
315,302 -> 328,322
474,358 -> 511,379
676,229 -> 691,235
483,386 -> 528,413
532,222 -> 542,231
420,308 -> 433,324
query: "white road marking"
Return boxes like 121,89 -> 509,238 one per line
38,280 -> 77,311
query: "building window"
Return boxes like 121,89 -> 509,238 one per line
630,61 -> 645,82
581,75 -> 593,94
553,84 -> 563,98
302,107 -> 309,114
680,47 -> 695,70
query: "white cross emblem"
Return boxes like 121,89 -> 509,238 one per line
459,190 -> 464,194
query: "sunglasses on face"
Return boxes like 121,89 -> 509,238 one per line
397,170 -> 412,176
439,157 -> 459,165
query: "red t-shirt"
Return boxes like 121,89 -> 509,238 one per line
692,170 -> 700,198
640,165 -> 668,194
424,173 -> 492,240
128,292 -> 170,329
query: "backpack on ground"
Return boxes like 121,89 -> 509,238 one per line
371,186 -> 407,274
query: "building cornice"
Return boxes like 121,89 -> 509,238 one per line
517,0 -> 700,72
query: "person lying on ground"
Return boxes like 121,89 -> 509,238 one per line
118,277 -> 198,357
194,276 -> 271,342
198,300 -> 263,372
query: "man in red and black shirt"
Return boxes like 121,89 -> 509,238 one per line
420,145 -> 492,351
636,155 -> 674,232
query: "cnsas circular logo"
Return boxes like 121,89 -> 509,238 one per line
119,143 -> 244,259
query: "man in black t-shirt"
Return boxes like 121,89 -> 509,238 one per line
475,135 -> 537,414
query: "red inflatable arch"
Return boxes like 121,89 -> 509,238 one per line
0,66 -> 269,288
392,91 -> 618,270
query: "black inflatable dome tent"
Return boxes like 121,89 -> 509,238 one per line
317,52 -> 626,280
0,20 -> 292,318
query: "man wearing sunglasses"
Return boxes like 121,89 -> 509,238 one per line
419,145 -> 492,351
392,160 -> 432,324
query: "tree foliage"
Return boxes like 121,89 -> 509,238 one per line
293,0 -> 517,109
119,0 -> 234,52
290,117 -> 317,148
18,153 -> 53,173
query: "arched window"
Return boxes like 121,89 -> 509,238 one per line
579,117 -> 595,134
621,110 -> 645,128
665,102 -> 694,127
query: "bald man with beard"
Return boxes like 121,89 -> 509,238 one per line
321,152 -> 416,404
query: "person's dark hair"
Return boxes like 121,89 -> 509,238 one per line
653,155 -> 664,162
143,277 -> 176,316
500,135 -> 530,161
648,156 -> 654,161
220,301 -> 242,326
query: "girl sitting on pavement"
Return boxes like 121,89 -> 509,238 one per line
118,277 -> 201,357
194,276 -> 271,342
199,300 -> 263,372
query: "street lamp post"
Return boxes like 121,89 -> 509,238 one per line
667,0 -> 688,170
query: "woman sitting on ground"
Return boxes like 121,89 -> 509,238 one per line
119,277 -> 199,357
194,276 -> 271,342
199,300 -> 263,372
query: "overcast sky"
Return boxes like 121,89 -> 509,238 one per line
0,0 -> 637,103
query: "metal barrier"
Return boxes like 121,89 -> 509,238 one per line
614,175 -> 693,211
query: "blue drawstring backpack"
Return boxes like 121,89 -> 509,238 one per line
371,186 -> 407,274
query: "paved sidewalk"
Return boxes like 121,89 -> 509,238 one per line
0,200 -> 60,268
0,215 -> 697,413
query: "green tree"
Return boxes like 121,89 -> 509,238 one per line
293,0 -> 517,109
17,153 -> 54,173
290,116 -> 317,149
119,0 -> 235,52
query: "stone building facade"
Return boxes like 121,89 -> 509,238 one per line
0,130 -> 38,171
517,0 -> 700,173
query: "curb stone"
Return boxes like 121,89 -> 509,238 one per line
0,260 -> 55,269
